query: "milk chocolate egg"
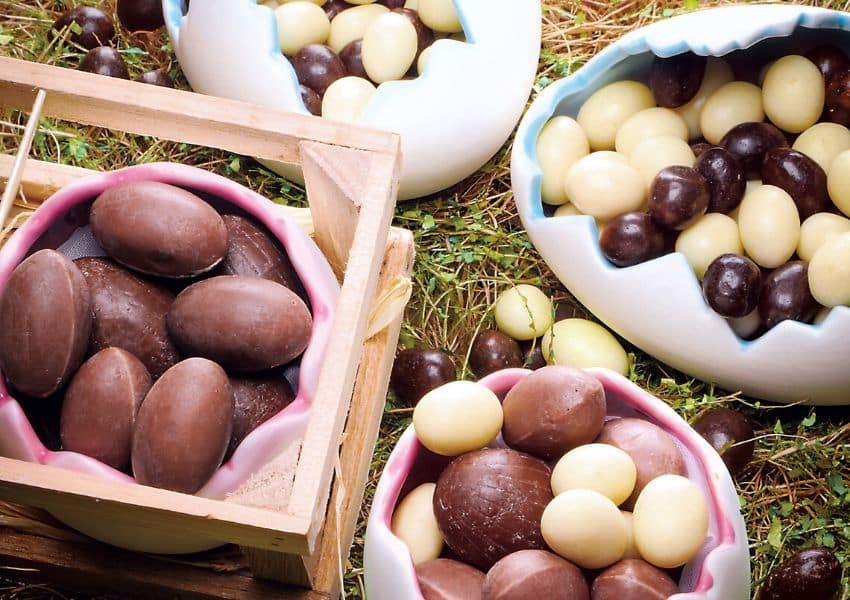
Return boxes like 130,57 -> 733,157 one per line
90,181 -> 228,278
482,550 -> 589,600
132,358 -> 232,493
597,418 -> 686,510
433,448 -> 552,570
416,559 -> 485,600
591,559 -> 679,600
760,547 -> 841,600
339,40 -> 368,79
390,348 -> 456,407
167,276 -> 312,372
501,366 -> 606,461
219,215 -> 308,303
0,250 -> 91,398
60,348 -> 151,470
301,84 -> 322,115
75,257 -> 180,379
135,70 -> 175,88
227,375 -> 295,458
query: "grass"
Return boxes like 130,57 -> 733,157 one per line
1,0 -> 850,598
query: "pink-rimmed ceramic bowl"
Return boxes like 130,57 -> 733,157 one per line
0,162 -> 339,553
364,368 -> 750,599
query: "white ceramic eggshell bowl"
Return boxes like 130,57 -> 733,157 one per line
0,163 -> 339,553
363,368 -> 750,600
512,5 -> 850,405
162,0 -> 541,200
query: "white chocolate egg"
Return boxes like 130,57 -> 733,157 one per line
629,136 -> 696,188
762,55 -> 825,134
541,318 -> 629,375
808,232 -> 850,307
417,0 -> 463,33
798,212 -> 850,262
321,76 -> 377,123
391,482 -> 444,564
700,81 -> 764,145
536,116 -> 590,206
274,1 -> 330,55
564,151 -> 645,220
362,12 -> 418,83
493,284 -> 554,341
676,57 -> 734,141
551,443 -> 637,506
675,213 -> 743,280
793,122 -> 850,174
577,81 -> 655,151
615,108 -> 689,156
328,4 -> 389,53
737,184 -> 800,268
827,149 -> 850,216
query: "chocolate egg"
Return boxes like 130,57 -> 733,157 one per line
0,250 -> 91,398
90,181 -> 228,278
482,550 -> 589,600
649,166 -> 710,230
600,212 -> 667,268
521,341 -> 547,371
720,121 -> 789,179
591,559 -> 679,600
135,70 -> 175,88
227,375 -> 295,458
292,44 -> 346,96
649,52 -> 707,108
702,253 -> 762,318
433,448 -> 553,570
79,47 -> 130,79
805,45 -> 849,83
60,348 -> 151,470
75,257 -> 180,379
469,330 -> 523,378
117,0 -> 165,32
501,366 -> 606,461
759,261 -> 819,330
596,418 -> 686,510
300,84 -> 322,115
694,147 -> 746,214
132,358 -> 232,493
692,407 -> 754,477
416,559 -> 485,600
167,276 -> 312,373
323,0 -> 350,20
219,215 -> 308,303
761,148 -> 829,220
339,40 -> 368,79
390,348 -> 456,407
52,6 -> 115,49
760,547 -> 841,600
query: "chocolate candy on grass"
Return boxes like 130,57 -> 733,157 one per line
599,212 -> 667,268
132,358 -> 233,494
0,250 -> 91,398
79,47 -> 130,79
694,147 -> 746,214
675,213 -> 743,280
117,0 -> 165,32
168,276 -> 312,373
692,407 -> 754,477
291,44 -> 346,96
760,547 -> 841,600
390,348 -> 456,408
469,330 -> 523,378
493,284 -> 553,341
91,181 -> 228,278
52,6 -> 115,49
541,319 -> 629,375
227,375 -> 295,459
737,185 -> 800,269
416,559 -> 485,600
60,348 -> 151,470
759,261 -> 818,330
501,366 -> 606,461
551,444 -> 637,506
649,166 -> 709,230
761,148 -> 828,220
391,482 -> 444,565
649,52 -> 707,109
433,448 -> 552,570
701,253 -> 762,319
761,55 -> 825,134
591,559 -> 680,600
75,257 -> 180,379
805,45 -> 849,83
135,70 -> 175,88
482,550 -> 589,600
300,84 -> 323,115
719,122 -> 788,179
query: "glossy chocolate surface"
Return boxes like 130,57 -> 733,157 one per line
702,253 -> 762,318
761,148 -> 829,220
291,44 -> 347,96
135,70 -> 175,88
339,40 -> 368,80
825,67 -> 850,126
759,261 -> 819,330
649,52 -> 706,108
761,548 -> 841,600
390,348 -> 456,408
53,6 -> 115,49
805,45 -> 849,84
649,166 -> 710,231
692,407 -> 754,477
227,375 -> 295,458
117,0 -> 165,32
482,550 -> 589,600
469,330 -> 523,378
600,212 -> 667,267
591,559 -> 679,600
300,84 -> 323,116
416,558 -> 485,600
694,147 -> 746,214
720,121 -> 789,178
79,46 -> 129,79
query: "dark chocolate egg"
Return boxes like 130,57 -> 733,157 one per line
75,257 -> 180,379
469,330 -> 523,378
393,8 -> 435,59
60,348 -> 151,470
416,558 -> 485,600
649,52 -> 706,108
694,147 -> 746,214
433,448 -> 553,570
339,40 -> 368,80
692,407 -> 754,477
600,212 -> 667,267
649,166 -> 710,231
300,84 -> 323,116
323,0 -> 349,20
0,250 -> 91,398
482,550 -> 589,600
825,67 -> 850,126
390,348 -> 456,407
90,181 -> 228,278
591,559 -> 679,600
521,341 -> 547,371
805,45 -> 850,83
720,122 -> 788,179
291,44 -> 346,96
132,358 -> 232,493
760,548 -> 841,600
117,0 -> 165,32
761,148 -> 829,220
759,261 -> 819,330
79,47 -> 130,79
52,6 -> 115,49
135,70 -> 175,88
380,0 -> 407,8
227,375 -> 295,458
501,365 -> 606,461
167,276 -> 312,373
702,253 -> 762,318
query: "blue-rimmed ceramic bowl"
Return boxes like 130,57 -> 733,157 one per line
512,5 -> 850,405
163,0 -> 540,200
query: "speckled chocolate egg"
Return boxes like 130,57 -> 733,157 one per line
591,559 -> 679,600
390,348 -> 456,407
482,550 -> 589,600
135,70 -> 175,88
75,257 -> 180,379
433,448 -> 553,570
692,407 -> 754,477
117,0 -> 165,32
60,348 -> 151,470
90,181 -> 228,278
227,375 -> 295,458
761,548 -> 841,600
0,250 -> 91,398
469,330 -> 523,377
52,6 -> 115,49
416,559 -> 485,600
132,358 -> 232,493
79,47 -> 130,79
501,366 -> 606,461
167,276 -> 312,373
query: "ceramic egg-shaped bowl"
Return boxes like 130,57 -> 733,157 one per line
0,162 -> 338,553
364,368 -> 750,600
512,5 -> 850,405
162,0 -> 540,200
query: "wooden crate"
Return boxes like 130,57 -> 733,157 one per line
0,57 -> 414,599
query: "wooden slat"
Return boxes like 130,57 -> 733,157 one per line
0,57 -> 400,164
0,153 -> 91,202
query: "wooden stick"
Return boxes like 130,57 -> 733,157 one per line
0,88 -> 45,228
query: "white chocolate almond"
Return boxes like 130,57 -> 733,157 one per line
275,1 -> 331,55
328,4 -> 389,53
536,116 -> 590,206
700,81 -> 764,145
362,12 -> 417,83
737,185 -> 800,268
321,76 -> 376,123
565,151 -> 645,220
577,81 -> 655,151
